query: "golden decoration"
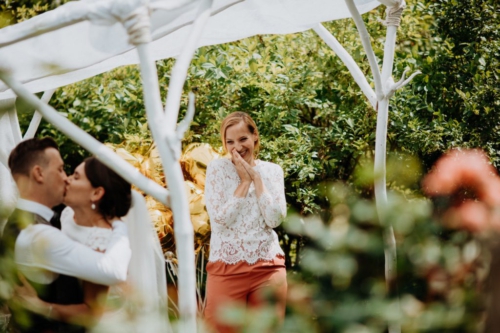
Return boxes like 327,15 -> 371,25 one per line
180,143 -> 221,189
106,137 -> 221,254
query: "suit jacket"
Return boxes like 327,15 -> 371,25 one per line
3,208 -> 85,333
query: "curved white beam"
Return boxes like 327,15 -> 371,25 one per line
313,23 -> 377,109
0,71 -> 171,207
0,0 -> 382,100
345,0 -> 383,100
177,92 -> 196,140
163,0 -> 212,131
377,0 -> 400,6
0,2 -> 86,48
0,98 -> 21,168
23,89 -> 55,140
0,0 -> 192,48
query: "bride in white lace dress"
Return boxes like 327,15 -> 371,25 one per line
203,112 -> 287,333
20,157 -> 167,332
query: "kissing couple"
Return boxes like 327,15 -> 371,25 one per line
2,137 -> 168,332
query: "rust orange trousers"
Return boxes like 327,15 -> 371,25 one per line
204,256 -> 287,333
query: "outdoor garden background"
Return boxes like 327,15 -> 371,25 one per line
1,0 -> 499,332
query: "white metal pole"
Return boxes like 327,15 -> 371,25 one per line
131,1 -> 213,330
135,43 -> 198,333
342,2 -> 411,333
376,20 -> 402,333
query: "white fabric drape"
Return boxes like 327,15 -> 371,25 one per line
93,190 -> 171,332
0,99 -> 21,234
123,190 -> 167,311
0,0 -> 380,100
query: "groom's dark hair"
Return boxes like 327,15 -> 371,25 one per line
8,137 -> 59,177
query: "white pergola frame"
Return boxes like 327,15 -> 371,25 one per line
0,1 -> 420,332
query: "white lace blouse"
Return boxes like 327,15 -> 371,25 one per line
205,158 -> 286,264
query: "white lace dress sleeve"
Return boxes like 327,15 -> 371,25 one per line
205,159 -> 246,227
205,158 -> 286,264
60,195 -> 169,332
256,164 -> 287,228
60,207 -> 127,315
61,207 -> 112,252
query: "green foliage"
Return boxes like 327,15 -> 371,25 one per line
170,28 -> 379,214
3,0 -> 500,331
213,183 -> 485,332
389,0 -> 500,167
17,66 -> 149,172
17,0 -> 500,212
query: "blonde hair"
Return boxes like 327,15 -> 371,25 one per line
220,112 -> 260,156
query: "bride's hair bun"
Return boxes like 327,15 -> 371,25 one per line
84,157 -> 132,219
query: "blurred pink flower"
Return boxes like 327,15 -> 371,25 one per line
422,149 -> 500,232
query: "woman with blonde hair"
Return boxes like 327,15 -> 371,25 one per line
204,111 -> 287,332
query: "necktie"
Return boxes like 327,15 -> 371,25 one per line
49,211 -> 61,230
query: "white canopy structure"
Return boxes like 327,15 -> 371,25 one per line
0,0 -> 418,332
0,0 -> 381,100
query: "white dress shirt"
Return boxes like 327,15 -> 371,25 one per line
14,198 -> 131,285
16,198 -> 54,222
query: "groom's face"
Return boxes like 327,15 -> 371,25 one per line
42,148 -> 68,206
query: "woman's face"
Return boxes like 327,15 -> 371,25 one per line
225,121 -> 257,164
63,162 -> 95,209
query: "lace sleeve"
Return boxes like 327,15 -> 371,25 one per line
257,164 -> 286,228
205,160 -> 244,227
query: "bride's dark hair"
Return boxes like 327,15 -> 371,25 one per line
84,157 -> 132,219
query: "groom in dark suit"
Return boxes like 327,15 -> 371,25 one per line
3,137 -> 131,332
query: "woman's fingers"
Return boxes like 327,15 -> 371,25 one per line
236,154 -> 253,174
232,150 -> 244,166
234,151 -> 249,167
231,148 -> 240,165
233,151 -> 256,177
231,149 -> 254,181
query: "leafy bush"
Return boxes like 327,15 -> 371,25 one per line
2,0 -> 500,331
